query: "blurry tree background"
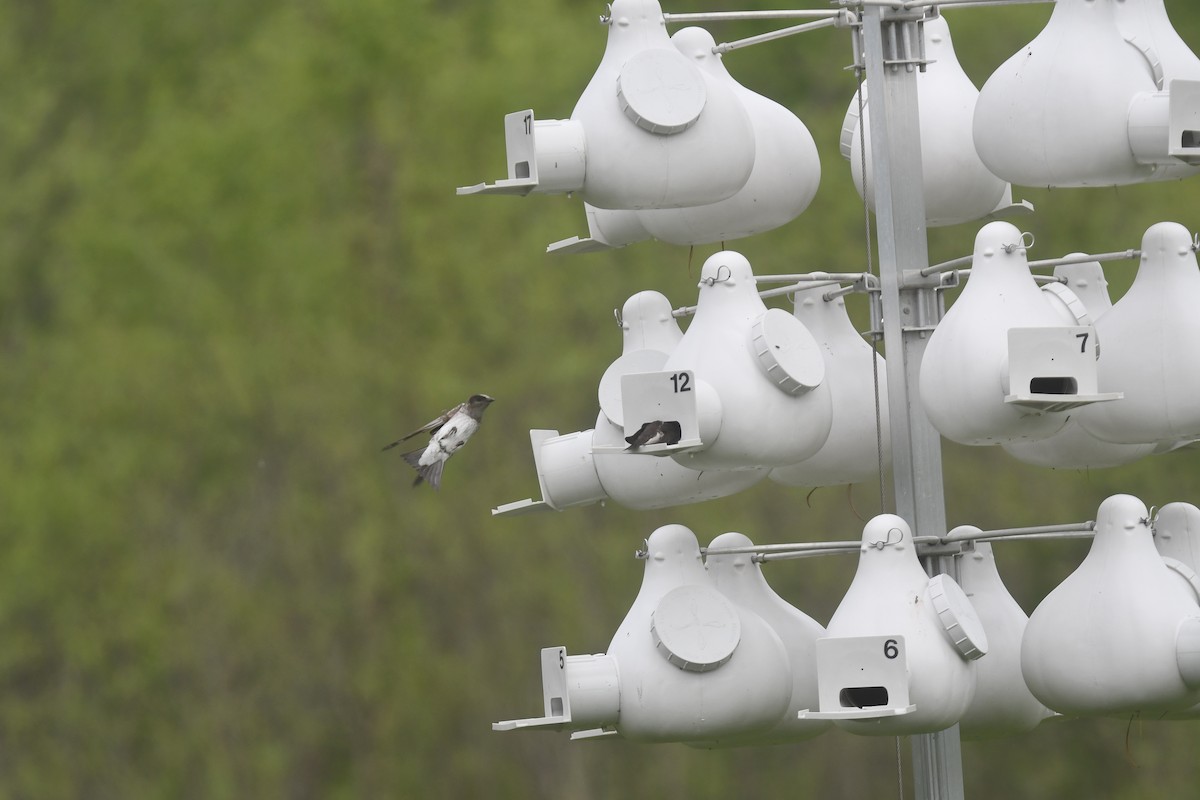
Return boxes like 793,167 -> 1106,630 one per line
4,0 -> 1200,797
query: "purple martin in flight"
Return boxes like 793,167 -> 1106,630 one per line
625,420 -> 682,450
383,394 -> 494,489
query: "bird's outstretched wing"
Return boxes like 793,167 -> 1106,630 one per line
381,402 -> 464,451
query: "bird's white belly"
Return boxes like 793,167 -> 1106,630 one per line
419,415 -> 479,466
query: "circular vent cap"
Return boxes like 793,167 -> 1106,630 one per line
650,584 -> 740,672
750,308 -> 825,396
927,574 -> 989,661
617,49 -> 707,135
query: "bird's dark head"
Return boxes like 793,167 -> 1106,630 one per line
468,394 -> 495,410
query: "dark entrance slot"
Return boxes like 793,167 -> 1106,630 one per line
840,686 -> 889,709
1030,376 -> 1077,395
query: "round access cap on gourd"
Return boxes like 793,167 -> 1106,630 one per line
650,584 -> 741,671
617,49 -> 707,135
750,308 -> 825,396
927,574 -> 989,660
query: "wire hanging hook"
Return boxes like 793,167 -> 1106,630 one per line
868,527 -> 905,550
701,264 -> 733,287
1002,231 -> 1035,254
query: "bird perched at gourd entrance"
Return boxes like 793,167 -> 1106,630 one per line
383,394 -> 494,489
625,419 -> 682,450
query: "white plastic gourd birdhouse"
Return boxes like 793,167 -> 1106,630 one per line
550,27 -> 821,254
706,532 -> 829,744
955,538 -> 1052,739
974,0 -> 1200,187
920,221 -> 1116,446
1121,0 -> 1200,179
1003,259 -> 1158,469
492,290 -> 767,516
1155,502 -> 1200,604
801,515 -> 984,736
495,524 -> 797,743
631,525 -> 804,742
608,252 -> 832,470
1077,222 -> 1200,447
598,290 -> 684,427
1021,494 -> 1200,717
770,283 -> 890,488
842,15 -> 1017,227
460,0 -> 757,210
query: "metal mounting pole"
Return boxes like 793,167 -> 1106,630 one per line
859,6 -> 965,800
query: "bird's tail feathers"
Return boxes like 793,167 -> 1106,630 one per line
401,448 -> 444,489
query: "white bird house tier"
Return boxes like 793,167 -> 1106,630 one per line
769,283 -> 890,488
495,525 -> 799,744
1021,494 -> 1200,717
550,26 -> 820,253
974,0 -> 1200,187
955,539 -> 1052,740
1078,222 -> 1200,447
843,15 -> 1016,228
801,515 -> 985,736
920,221 -> 1118,446
460,0 -> 757,210
606,251 -> 832,469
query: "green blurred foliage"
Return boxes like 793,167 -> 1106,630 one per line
3,0 -> 1200,797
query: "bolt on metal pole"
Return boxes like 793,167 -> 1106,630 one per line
858,6 -> 966,800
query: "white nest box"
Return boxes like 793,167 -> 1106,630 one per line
550,27 -> 820,253
1003,259 -> 1159,469
920,221 -> 1116,446
497,525 -> 813,745
974,0 -> 1200,187
607,252 -> 833,470
842,15 -> 1016,228
770,284 -> 890,487
1021,494 -> 1200,717
1077,222 -> 1200,447
705,532 -> 830,745
460,0 -> 756,210
493,291 -> 767,516
955,538 -> 1052,740
800,515 -> 984,736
